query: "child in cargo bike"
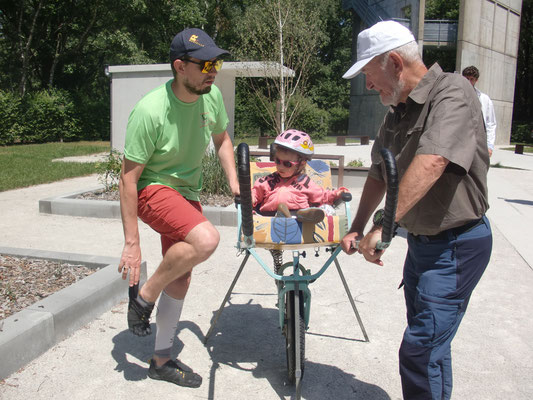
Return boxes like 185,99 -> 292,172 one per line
251,129 -> 349,223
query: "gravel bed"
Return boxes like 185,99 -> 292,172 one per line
1,190 -> 233,323
0,255 -> 96,321
77,189 -> 235,207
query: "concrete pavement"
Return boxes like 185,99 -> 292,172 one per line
0,143 -> 532,399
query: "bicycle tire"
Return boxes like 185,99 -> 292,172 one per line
285,290 -> 305,384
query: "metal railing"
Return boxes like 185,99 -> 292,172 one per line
392,18 -> 457,46
424,20 -> 458,46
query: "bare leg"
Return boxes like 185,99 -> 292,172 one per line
139,220 -> 219,303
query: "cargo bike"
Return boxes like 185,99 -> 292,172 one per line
204,143 -> 398,398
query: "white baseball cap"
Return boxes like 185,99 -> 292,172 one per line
342,20 -> 416,79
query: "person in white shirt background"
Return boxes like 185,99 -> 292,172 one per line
462,65 -> 497,157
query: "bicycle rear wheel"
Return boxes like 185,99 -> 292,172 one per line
285,290 -> 305,384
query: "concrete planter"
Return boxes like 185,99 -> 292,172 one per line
0,247 -> 147,380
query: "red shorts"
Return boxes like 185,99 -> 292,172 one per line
137,185 -> 207,255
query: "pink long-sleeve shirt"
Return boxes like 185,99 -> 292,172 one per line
252,172 -> 340,213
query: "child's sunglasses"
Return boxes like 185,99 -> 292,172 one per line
274,157 -> 300,168
182,58 -> 223,73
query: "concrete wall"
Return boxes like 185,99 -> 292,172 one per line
108,62 -> 293,152
456,0 -> 523,145
108,64 -> 233,153
347,71 -> 388,138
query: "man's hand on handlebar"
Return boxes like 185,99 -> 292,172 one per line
358,226 -> 385,266
341,227 -> 386,266
341,231 -> 363,255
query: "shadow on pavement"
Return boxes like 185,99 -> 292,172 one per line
203,299 -> 390,400
111,320 -> 204,383
502,198 -> 533,206
111,324 -> 155,382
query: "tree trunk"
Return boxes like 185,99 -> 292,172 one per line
18,0 -> 44,96
278,3 -> 285,133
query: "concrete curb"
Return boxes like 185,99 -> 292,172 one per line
39,187 -> 122,219
39,187 -> 239,226
0,247 -> 147,380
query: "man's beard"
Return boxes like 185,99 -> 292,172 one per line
381,76 -> 405,107
390,78 -> 405,106
378,57 -> 405,107
184,78 -> 212,96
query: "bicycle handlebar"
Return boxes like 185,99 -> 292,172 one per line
376,148 -> 398,250
237,143 -> 254,238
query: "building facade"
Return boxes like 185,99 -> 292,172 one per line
343,0 -> 523,146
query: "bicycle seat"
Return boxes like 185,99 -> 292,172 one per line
246,160 -> 351,250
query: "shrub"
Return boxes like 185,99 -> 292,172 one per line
0,90 -> 22,145
94,148 -> 233,197
201,149 -> 232,196
21,89 -> 81,143
73,93 -> 110,141
288,95 -> 329,140
511,122 -> 533,144
95,150 -> 123,191
328,106 -> 349,135
347,159 -> 364,167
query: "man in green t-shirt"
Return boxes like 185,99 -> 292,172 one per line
118,28 -> 239,388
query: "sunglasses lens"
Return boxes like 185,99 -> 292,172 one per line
201,59 -> 223,73
275,157 -> 295,168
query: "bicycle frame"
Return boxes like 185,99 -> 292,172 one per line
235,202 -> 349,331
204,143 -> 397,399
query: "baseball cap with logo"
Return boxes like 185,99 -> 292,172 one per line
342,20 -> 416,79
169,28 -> 229,62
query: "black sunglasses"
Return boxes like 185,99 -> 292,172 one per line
181,58 -> 223,73
274,157 -> 300,168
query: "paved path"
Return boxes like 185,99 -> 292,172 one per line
1,144 -> 532,399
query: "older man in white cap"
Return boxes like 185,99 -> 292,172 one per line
340,21 -> 492,400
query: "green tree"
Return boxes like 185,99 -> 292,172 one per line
307,1 -> 353,134
425,0 -> 460,20
513,0 -> 533,123
232,0 -> 328,135
0,0 -> 355,143
0,0 -> 208,140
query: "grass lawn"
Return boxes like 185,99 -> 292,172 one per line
0,141 -> 110,192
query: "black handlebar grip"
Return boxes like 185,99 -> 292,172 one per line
341,192 -> 352,202
237,143 -> 254,238
269,142 -> 276,161
380,148 -> 399,244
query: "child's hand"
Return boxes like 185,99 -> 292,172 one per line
336,186 -> 350,198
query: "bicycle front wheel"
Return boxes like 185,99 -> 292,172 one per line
285,290 -> 305,384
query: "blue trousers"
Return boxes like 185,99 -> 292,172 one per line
399,216 -> 492,400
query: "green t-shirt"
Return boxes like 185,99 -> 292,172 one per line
124,80 -> 229,201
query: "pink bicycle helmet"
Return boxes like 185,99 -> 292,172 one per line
274,129 -> 314,160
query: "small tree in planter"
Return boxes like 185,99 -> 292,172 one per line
95,150 -> 123,192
